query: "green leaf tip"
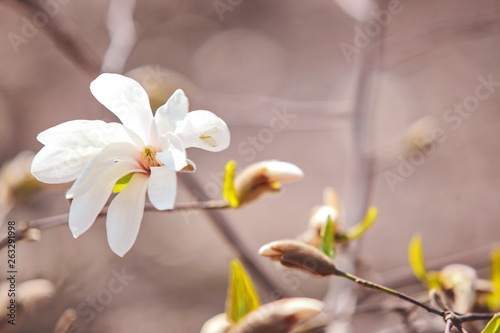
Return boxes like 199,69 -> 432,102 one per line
408,235 -> 428,283
487,247 -> 500,311
320,215 -> 336,258
112,173 -> 133,193
223,160 -> 239,208
480,313 -> 500,333
225,258 -> 260,323
408,235 -> 441,290
343,206 -> 378,241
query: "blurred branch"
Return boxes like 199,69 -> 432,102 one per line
101,0 -> 136,73
179,173 -> 290,298
2,0 -> 101,77
324,0 -> 386,332
383,7 -> 500,69
0,199 -> 229,250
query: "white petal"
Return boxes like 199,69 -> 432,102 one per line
31,145 -> 100,184
262,160 -> 304,182
154,89 -> 189,135
106,173 -> 149,256
32,121 -> 143,184
90,73 -> 153,143
66,142 -> 142,199
148,166 -> 177,210
68,160 -> 142,238
156,133 -> 187,171
37,120 -> 134,147
176,110 -> 230,152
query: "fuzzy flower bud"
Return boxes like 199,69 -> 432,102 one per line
259,240 -> 336,277
230,297 -> 324,333
234,160 -> 303,206
200,313 -> 231,333
439,264 -> 477,313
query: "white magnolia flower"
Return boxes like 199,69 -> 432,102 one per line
31,73 -> 230,256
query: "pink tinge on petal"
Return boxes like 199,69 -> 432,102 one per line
106,173 -> 150,257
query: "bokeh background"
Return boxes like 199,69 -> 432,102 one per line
0,0 -> 500,332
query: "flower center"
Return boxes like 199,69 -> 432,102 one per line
140,146 -> 161,169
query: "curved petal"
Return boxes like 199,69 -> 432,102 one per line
148,166 -> 177,210
32,121 -> 144,184
176,110 -> 230,152
90,73 -> 153,143
156,133 -> 187,171
68,160 -> 142,238
106,173 -> 149,256
154,89 -> 188,135
37,120 -> 136,147
66,142 -> 143,199
31,145 -> 101,184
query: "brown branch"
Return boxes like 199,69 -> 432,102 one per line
0,200 -> 229,250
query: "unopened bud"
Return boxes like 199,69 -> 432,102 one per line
402,116 -> 438,154
25,228 -> 41,242
0,151 -> 40,221
54,308 -> 78,333
234,160 -> 303,205
16,279 -> 55,310
259,240 -> 336,277
200,313 -> 231,333
439,264 -> 477,313
0,279 -> 55,322
298,188 -> 341,248
230,297 -> 324,333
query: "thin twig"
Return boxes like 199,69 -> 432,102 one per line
444,318 -> 454,333
0,199 -> 229,250
332,268 -> 495,329
334,269 -> 444,317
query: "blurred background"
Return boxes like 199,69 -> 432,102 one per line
0,0 -> 499,332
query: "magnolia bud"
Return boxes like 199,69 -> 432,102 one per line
234,160 -> 303,205
229,297 -> 324,333
0,279 -> 55,324
439,264 -> 477,313
53,308 -> 78,333
259,240 -> 336,277
300,188 -> 341,247
401,116 -> 438,154
200,313 -> 232,333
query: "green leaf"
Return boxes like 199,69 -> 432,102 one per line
487,247 -> 500,311
112,174 -> 133,193
480,313 -> 500,333
408,235 -> 429,283
223,160 -> 239,208
225,259 -> 260,323
320,215 -> 336,258
343,206 -> 378,241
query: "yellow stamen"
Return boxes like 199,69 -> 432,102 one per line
140,146 -> 161,169
199,127 -> 218,147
